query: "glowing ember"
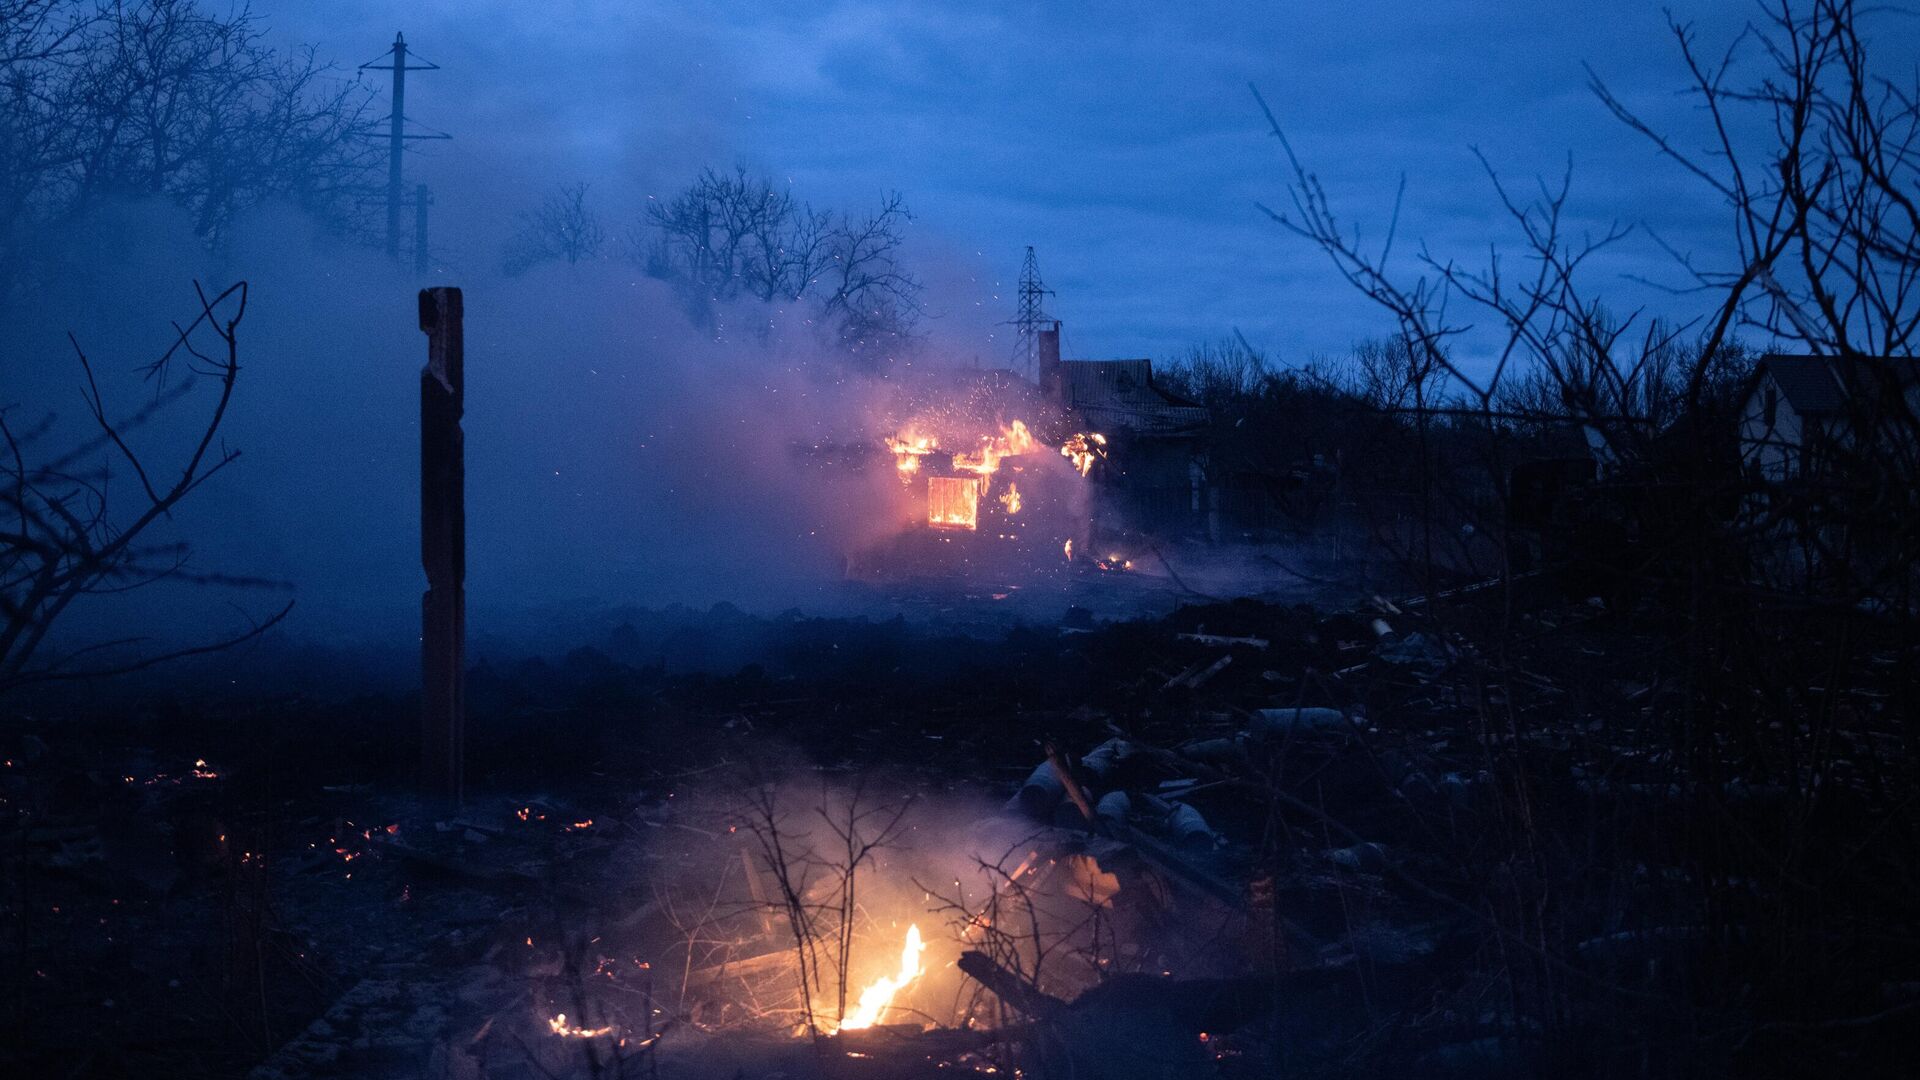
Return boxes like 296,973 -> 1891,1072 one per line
835,924 -> 926,1032
998,483 -> 1022,515
548,1013 -> 614,1038
928,476 -> 980,530
1060,432 -> 1107,476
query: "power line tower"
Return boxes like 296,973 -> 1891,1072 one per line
361,33 -> 449,265
1011,245 -> 1054,380
414,184 -> 433,276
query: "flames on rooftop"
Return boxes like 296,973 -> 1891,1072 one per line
883,416 -> 1106,543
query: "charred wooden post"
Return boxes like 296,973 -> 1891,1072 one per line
419,287 -> 465,801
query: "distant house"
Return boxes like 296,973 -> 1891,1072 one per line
1739,354 -> 1920,481
1052,359 -> 1210,436
1737,353 -> 1920,591
1036,323 -> 1212,538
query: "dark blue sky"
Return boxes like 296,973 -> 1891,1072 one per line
254,1 -> 1894,369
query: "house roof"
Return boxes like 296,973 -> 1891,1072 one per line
1756,354 -> 1920,416
1059,359 -> 1209,435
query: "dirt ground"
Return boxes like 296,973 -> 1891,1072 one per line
3,583 -> 1916,1079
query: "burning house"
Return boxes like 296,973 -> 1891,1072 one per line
837,321 -> 1213,583
858,378 -> 1105,579
1035,323 -> 1212,544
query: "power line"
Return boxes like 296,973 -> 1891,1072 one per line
361,32 -> 449,265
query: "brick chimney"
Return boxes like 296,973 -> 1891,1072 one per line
1038,321 -> 1062,402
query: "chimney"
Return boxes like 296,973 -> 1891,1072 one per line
1038,321 -> 1062,402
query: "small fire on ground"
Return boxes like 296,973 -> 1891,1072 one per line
548,1013 -> 614,1038
831,923 -> 927,1033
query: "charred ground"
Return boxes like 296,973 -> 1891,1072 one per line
4,578 -> 1914,1078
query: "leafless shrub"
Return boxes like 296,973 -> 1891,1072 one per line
729,778 -> 914,1040
1,280 -> 291,694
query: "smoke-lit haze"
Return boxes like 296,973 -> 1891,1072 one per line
11,0 -> 1913,651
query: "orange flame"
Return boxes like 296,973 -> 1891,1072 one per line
928,476 -> 980,530
951,419 -> 1037,481
835,924 -> 926,1032
886,420 -> 1042,491
1060,432 -> 1107,476
885,430 -> 936,483
549,1013 -> 614,1038
885,419 -> 1106,537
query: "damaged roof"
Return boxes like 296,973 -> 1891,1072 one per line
1059,359 -> 1209,435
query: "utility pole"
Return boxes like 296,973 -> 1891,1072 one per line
1011,246 -> 1054,381
419,287 -> 466,802
361,33 -> 447,264
414,184 -> 433,276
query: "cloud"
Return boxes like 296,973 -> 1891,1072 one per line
237,0 -> 1912,372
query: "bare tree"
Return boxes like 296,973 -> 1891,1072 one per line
638,168 -> 922,360
1590,1 -> 1920,361
0,0 -> 87,64
1157,336 -> 1273,408
640,166 -> 797,301
1258,0 -> 1918,438
502,181 -> 606,274
1244,0 -> 1920,1069
1339,335 -> 1449,414
0,280 -> 291,693
0,1 -> 383,296
816,191 -> 922,361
